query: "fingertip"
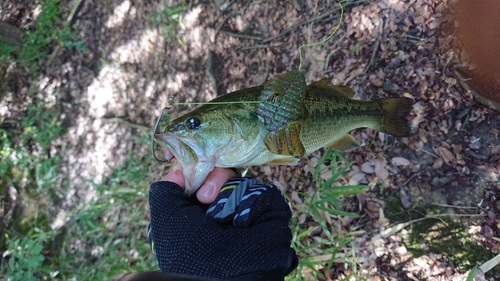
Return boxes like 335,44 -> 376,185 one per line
161,169 -> 185,189
196,168 -> 236,204
197,181 -> 217,204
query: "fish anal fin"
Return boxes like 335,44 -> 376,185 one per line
326,134 -> 361,151
268,157 -> 300,165
309,79 -> 355,98
264,121 -> 306,156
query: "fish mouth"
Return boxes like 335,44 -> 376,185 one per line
154,132 -> 200,164
154,132 -> 211,195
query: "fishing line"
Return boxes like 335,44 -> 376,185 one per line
157,1 -> 346,110
152,2 -> 346,161
297,0 -> 346,71
173,101 -> 261,106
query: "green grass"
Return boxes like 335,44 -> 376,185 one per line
1,138 -> 157,280
287,149 -> 367,280
145,3 -> 186,44
0,0 -> 85,73
19,0 -> 59,64
53,153 -> 156,279
383,186 -> 497,278
0,0 -> 494,279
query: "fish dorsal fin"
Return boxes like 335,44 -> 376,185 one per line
326,134 -> 361,151
309,79 -> 355,99
268,157 -> 300,165
264,121 -> 306,156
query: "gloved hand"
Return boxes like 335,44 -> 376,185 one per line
147,177 -> 298,280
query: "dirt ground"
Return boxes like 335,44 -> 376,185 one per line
1,0 -> 500,280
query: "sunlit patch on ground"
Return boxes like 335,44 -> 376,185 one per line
1,0 -> 500,279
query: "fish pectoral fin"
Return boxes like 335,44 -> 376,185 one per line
264,121 -> 306,157
326,134 -> 361,151
309,79 -> 355,98
268,157 -> 300,165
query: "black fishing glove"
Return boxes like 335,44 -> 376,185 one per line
147,177 -> 298,280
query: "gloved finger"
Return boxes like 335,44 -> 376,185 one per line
239,184 -> 291,227
149,181 -> 207,224
207,178 -> 291,227
196,168 -> 237,204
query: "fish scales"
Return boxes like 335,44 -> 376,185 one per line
155,71 -> 414,195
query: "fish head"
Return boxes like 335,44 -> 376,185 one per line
154,106 -> 262,196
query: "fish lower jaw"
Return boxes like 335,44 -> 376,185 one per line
164,149 -> 175,161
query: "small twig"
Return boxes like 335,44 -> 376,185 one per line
418,149 -> 439,158
431,203 -> 478,209
405,34 -> 425,41
205,50 -> 218,97
400,174 -> 418,187
261,0 -> 369,43
48,0 -> 84,62
257,66 -> 270,85
213,1 -> 262,41
323,34 -> 346,71
219,30 -> 263,40
214,10 -> 239,41
363,16 -> 385,74
210,0 -> 237,28
324,46 -> 340,70
371,213 -> 484,243
263,13 -> 340,43
235,42 -> 283,51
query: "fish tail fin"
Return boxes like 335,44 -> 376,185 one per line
377,97 -> 415,137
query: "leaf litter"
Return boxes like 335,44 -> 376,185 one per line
1,0 -> 500,279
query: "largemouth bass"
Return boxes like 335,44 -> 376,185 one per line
154,71 -> 414,195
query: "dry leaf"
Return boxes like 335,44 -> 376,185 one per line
491,145 -> 500,154
375,167 -> 389,180
392,157 -> 411,166
400,189 -> 411,209
374,158 -> 389,180
452,144 -> 463,154
469,141 -> 481,150
436,146 -> 456,164
362,162 -> 375,173
291,191 -> 302,204
369,74 -> 383,87
433,158 -> 443,169
349,172 -> 365,185
298,213 -> 307,224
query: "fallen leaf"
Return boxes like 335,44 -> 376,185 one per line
491,145 -> 500,154
298,213 -> 307,224
452,144 -> 462,154
436,146 -> 456,164
491,128 -> 499,138
433,158 -> 443,169
349,172 -> 365,185
375,167 -> 389,180
392,157 -> 411,166
382,81 -> 400,91
469,141 -> 481,150
400,189 -> 411,209
291,191 -> 302,204
374,158 -> 389,179
369,74 -> 383,87
362,162 -> 375,173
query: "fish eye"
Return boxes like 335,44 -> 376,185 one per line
185,117 -> 202,130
